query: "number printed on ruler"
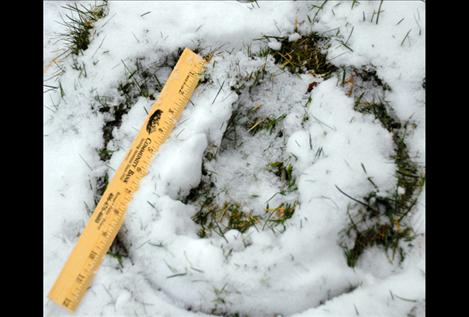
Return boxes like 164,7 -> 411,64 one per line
48,48 -> 206,312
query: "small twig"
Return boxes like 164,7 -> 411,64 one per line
400,29 -> 412,46
166,272 -> 187,279
265,192 -> 279,205
398,197 -> 418,222
91,35 -> 106,58
375,0 -> 384,25
360,162 -> 367,174
340,42 -> 354,52
190,266 -> 204,273
44,105 -> 56,113
345,26 -> 354,45
335,185 -> 380,214
262,208 -> 276,230
329,51 -> 349,61
211,80 -> 225,105
354,304 -> 360,316
391,290 -> 418,303
78,154 -> 93,171
131,32 -> 140,43
214,223 -> 229,243
311,114 -> 335,130
312,0 -> 328,22
247,118 -> 264,133
148,242 -> 164,248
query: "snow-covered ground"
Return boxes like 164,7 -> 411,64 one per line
44,1 -> 425,316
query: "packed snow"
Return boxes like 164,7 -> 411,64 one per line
44,1 -> 425,316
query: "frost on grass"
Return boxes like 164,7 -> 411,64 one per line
58,1 -> 107,56
336,64 -> 425,267
186,56 -> 302,240
44,1 -> 425,316
261,32 -> 337,77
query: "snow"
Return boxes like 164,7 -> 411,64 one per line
267,39 -> 282,51
44,1 -> 425,316
288,32 -> 301,42
398,186 -> 406,195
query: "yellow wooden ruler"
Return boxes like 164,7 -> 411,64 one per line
48,48 -> 206,312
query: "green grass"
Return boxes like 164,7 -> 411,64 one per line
246,114 -> 287,135
192,199 -> 261,239
338,65 -> 424,267
263,201 -> 297,231
349,65 -> 392,91
263,161 -> 298,231
186,45 -> 303,238
187,153 -> 299,238
57,1 -> 108,56
188,169 -> 298,238
354,99 -> 401,131
338,186 -> 417,267
97,147 -> 113,161
261,32 -> 337,77
108,231 -> 129,269
120,57 -> 164,100
71,57 -> 87,78
375,0 -> 384,25
267,161 -> 297,193
401,29 -> 412,47
94,173 -> 109,204
93,56 -> 166,160
230,61 -> 270,95
186,107 -> 298,238
311,0 -> 329,23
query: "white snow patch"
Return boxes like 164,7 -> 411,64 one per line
288,32 -> 302,42
268,39 -> 282,51
44,1 -> 425,316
